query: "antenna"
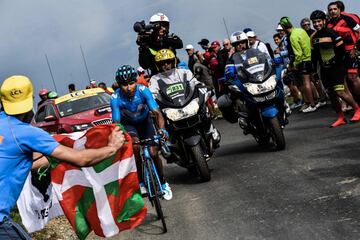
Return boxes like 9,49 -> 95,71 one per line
223,17 -> 231,40
80,45 -> 91,84
45,54 -> 58,92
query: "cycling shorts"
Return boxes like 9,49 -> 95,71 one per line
298,61 -> 313,75
320,65 -> 345,91
123,114 -> 157,145
344,52 -> 358,74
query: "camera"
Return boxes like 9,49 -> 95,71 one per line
133,20 -> 161,35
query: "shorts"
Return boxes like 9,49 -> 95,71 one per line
283,71 -> 298,85
320,65 -> 345,91
123,114 -> 157,145
344,52 -> 358,74
297,61 -> 313,75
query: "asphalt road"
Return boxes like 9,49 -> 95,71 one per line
115,106 -> 360,240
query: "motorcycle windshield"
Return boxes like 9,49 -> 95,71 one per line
238,49 -> 272,83
158,80 -> 194,107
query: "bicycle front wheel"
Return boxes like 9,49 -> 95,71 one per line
146,158 -> 167,233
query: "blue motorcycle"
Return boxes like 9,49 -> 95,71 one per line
223,48 -> 286,150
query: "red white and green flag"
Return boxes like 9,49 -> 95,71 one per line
50,124 -> 146,240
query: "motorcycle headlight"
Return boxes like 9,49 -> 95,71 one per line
243,75 -> 277,95
163,98 -> 199,121
72,123 -> 92,131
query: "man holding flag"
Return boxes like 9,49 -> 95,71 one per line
0,75 -> 125,239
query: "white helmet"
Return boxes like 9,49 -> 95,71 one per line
149,13 -> 170,24
230,31 -> 248,44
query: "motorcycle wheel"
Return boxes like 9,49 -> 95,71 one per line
268,117 -> 286,150
254,135 -> 270,146
191,144 -> 211,182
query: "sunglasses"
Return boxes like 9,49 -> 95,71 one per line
232,41 -> 247,47
159,59 -> 173,66
223,43 -> 231,46
119,81 -> 136,87
302,23 -> 311,26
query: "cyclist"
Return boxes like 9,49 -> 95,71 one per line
149,49 -> 221,145
110,65 -> 172,200
310,10 -> 360,127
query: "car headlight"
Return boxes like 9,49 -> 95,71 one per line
163,98 -> 199,121
243,75 -> 277,95
72,123 -> 92,131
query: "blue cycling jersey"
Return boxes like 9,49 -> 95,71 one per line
110,85 -> 159,124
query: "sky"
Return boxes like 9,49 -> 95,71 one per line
0,0 -> 359,102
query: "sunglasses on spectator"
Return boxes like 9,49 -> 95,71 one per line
302,23 -> 311,26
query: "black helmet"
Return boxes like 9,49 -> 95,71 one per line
310,10 -> 327,21
115,65 -> 137,85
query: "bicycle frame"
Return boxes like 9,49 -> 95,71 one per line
142,144 -> 163,198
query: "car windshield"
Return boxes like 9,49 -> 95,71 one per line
57,92 -> 110,117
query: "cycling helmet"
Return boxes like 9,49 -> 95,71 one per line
39,88 -> 49,96
310,10 -> 327,20
230,31 -> 248,45
48,91 -> 58,99
115,65 -> 137,85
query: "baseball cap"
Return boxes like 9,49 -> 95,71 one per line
210,41 -> 221,48
246,31 -> 256,38
0,75 -> 33,115
197,38 -> 209,46
185,44 -> 194,50
276,24 -> 284,31
136,66 -> 145,73
90,80 -> 96,84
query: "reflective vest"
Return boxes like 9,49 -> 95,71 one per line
328,15 -> 358,51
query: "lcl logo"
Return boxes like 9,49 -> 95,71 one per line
11,89 -> 23,96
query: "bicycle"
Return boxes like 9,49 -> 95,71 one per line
135,135 -> 168,233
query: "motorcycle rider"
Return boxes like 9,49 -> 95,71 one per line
37,88 -> 49,108
136,13 -> 183,75
110,65 -> 172,200
148,49 -> 221,146
218,31 -> 287,127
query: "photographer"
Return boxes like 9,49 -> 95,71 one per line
134,13 -> 183,75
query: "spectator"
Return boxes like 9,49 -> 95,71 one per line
112,82 -> 119,91
136,66 -> 149,87
38,88 -> 49,108
217,38 -> 233,93
300,18 -> 315,36
0,75 -> 125,239
98,82 -> 112,95
68,83 -> 76,93
198,38 -> 210,51
280,16 -> 318,113
185,44 -> 199,73
90,80 -> 97,88
327,1 -> 360,99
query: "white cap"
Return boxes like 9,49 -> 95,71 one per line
136,66 -> 145,73
276,24 -> 284,31
185,44 -> 194,50
90,80 -> 96,84
246,31 -> 256,38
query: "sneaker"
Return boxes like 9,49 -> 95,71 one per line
350,109 -> 360,122
316,101 -> 327,108
161,182 -> 173,200
301,105 -> 318,113
330,118 -> 347,128
139,182 -> 147,197
299,103 -> 309,112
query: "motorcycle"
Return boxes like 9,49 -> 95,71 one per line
224,48 -> 286,150
155,75 -> 220,182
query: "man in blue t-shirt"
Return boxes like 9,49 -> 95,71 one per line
111,65 -> 172,200
0,75 -> 125,239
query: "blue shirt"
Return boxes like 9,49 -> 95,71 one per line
110,85 -> 159,124
0,112 -> 59,221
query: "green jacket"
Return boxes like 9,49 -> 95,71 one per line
289,28 -> 311,66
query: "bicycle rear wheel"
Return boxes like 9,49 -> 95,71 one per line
146,158 -> 167,233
